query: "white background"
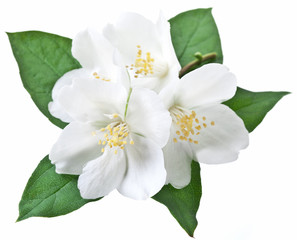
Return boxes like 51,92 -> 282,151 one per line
0,0 -> 296,239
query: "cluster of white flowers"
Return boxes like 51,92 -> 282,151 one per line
49,13 -> 249,200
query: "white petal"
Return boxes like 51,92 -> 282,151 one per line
78,149 -> 126,199
115,65 -> 131,92
175,64 -> 237,109
103,12 -> 161,65
72,28 -> 115,74
126,87 -> 171,148
191,104 -> 249,164
51,69 -> 86,100
163,127 -> 193,189
48,101 -> 73,123
58,78 -> 127,123
117,133 -> 166,200
49,69 -> 90,122
129,61 -> 180,93
159,77 -> 179,110
156,12 -> 180,68
49,122 -> 103,174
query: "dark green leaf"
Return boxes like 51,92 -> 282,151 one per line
169,8 -> 223,69
224,87 -> 290,132
7,31 -> 81,129
17,156 -> 100,221
152,161 -> 202,237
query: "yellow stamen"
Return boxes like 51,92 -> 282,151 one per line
170,106 -> 214,145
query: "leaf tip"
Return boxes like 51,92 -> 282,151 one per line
16,216 -> 24,223
283,91 -> 291,96
186,226 -> 196,238
6,32 -> 13,39
188,232 -> 195,238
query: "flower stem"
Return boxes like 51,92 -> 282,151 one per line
124,87 -> 133,120
179,52 -> 217,78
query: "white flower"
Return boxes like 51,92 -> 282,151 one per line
49,28 -> 122,122
160,63 -> 249,189
49,76 -> 171,200
103,12 -> 181,92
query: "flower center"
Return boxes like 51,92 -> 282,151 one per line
92,114 -> 134,154
126,45 -> 168,79
92,72 -> 111,82
169,106 -> 215,144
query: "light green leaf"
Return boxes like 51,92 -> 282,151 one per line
17,156 -> 100,221
7,31 -> 81,129
224,88 -> 290,132
169,8 -> 223,69
152,161 -> 202,237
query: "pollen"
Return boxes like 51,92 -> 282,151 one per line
96,121 -> 133,154
93,72 -> 111,82
196,125 -> 201,131
132,45 -> 155,78
170,106 -> 216,145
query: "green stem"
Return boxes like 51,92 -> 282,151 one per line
124,87 -> 132,120
179,52 -> 217,78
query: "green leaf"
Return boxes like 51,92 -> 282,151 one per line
169,8 -> 223,68
224,87 -> 290,132
17,155 -> 100,221
7,31 -> 81,129
152,161 -> 202,237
